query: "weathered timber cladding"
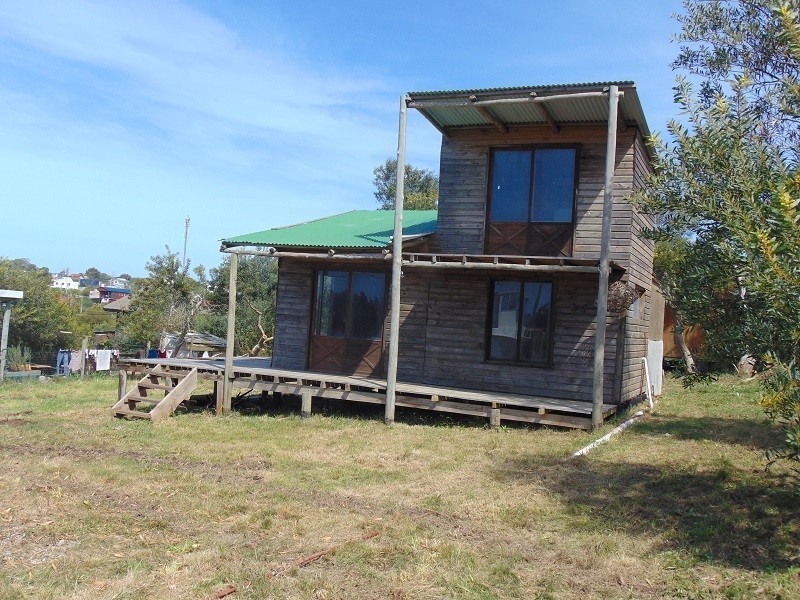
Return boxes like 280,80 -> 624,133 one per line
395,270 -> 620,403
618,131 -> 657,401
272,259 -> 313,370
435,125 -> 639,269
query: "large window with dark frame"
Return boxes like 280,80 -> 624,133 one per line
314,270 -> 386,340
488,280 -> 553,365
486,147 -> 577,256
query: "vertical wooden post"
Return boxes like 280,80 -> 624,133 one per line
222,252 -> 238,414
117,369 -> 127,401
213,379 -> 222,409
591,85 -> 620,430
489,407 -> 501,429
385,94 -> 409,426
0,302 -> 11,383
80,336 -> 88,378
301,391 -> 312,419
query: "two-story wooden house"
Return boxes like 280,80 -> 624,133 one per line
219,82 -> 659,430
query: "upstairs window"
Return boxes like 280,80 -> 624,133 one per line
486,147 -> 577,256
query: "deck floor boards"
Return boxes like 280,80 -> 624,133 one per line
121,357 -> 616,428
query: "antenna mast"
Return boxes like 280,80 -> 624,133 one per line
183,216 -> 190,270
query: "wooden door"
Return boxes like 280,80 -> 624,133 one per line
309,270 -> 387,377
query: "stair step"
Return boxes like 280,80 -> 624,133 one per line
124,395 -> 160,405
138,382 -> 175,391
113,408 -> 152,419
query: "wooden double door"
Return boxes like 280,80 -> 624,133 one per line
309,269 -> 387,377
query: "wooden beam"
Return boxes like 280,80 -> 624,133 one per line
402,261 -> 599,274
407,90 -> 623,110
591,84 -> 620,430
221,252 -> 238,414
416,108 -> 449,136
533,98 -> 560,132
469,95 -> 508,133
385,94 -> 408,426
222,247 -> 390,260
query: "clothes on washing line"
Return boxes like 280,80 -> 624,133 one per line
56,349 -> 70,375
68,350 -> 83,372
95,349 -> 112,371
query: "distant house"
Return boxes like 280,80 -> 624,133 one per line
107,277 -> 130,288
79,278 -> 101,288
217,81 -> 661,429
93,286 -> 131,304
50,275 -> 80,290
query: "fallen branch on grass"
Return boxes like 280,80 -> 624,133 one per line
267,530 -> 380,579
207,584 -> 236,599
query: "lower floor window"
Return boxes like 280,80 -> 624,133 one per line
314,270 -> 386,340
488,280 -> 553,364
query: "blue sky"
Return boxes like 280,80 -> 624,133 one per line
0,0 -> 684,277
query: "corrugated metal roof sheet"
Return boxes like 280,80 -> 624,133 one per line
221,210 -> 438,250
407,81 -> 651,140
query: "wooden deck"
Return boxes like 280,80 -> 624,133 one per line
120,358 -> 617,430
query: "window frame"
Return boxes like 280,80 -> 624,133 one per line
484,277 -> 556,368
484,145 -> 580,256
487,144 -> 580,225
310,267 -> 388,341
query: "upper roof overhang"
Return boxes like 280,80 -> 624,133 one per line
406,81 -> 651,141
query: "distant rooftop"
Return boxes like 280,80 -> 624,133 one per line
221,210 -> 438,250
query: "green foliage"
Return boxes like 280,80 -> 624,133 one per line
84,267 -> 110,281
761,357 -> 800,485
373,157 -> 438,210
5,344 -> 31,370
635,0 -> 800,478
74,302 -> 116,337
203,255 -> 277,355
120,247 -> 206,346
0,258 -> 78,355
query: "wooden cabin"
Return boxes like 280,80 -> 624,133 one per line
219,82 -> 660,429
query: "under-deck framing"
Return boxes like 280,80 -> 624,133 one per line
119,357 -> 616,430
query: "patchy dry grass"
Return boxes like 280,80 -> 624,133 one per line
0,374 -> 797,599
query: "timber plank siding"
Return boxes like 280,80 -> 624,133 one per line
392,271 -> 618,403
268,119 -> 655,411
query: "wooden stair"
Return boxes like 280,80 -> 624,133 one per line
112,366 -> 198,421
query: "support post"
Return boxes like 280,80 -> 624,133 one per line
489,407 -> 501,429
221,252 -> 238,414
591,85 -> 620,429
117,368 -> 127,401
0,302 -> 11,383
80,336 -> 88,378
385,94 -> 408,426
301,391 -> 312,419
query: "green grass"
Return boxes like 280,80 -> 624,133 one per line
0,374 -> 797,598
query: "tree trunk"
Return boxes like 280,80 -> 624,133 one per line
673,311 -> 697,374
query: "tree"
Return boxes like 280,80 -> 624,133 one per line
121,247 -> 207,348
84,267 -> 110,280
373,158 -> 438,210
201,255 -> 277,356
634,0 -> 800,481
0,258 -> 77,359
653,239 -> 697,373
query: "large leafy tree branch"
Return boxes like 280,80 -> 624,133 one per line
635,0 -> 800,481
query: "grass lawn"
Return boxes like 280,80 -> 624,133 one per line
0,374 -> 797,599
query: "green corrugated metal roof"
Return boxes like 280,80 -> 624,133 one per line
221,210 -> 437,249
